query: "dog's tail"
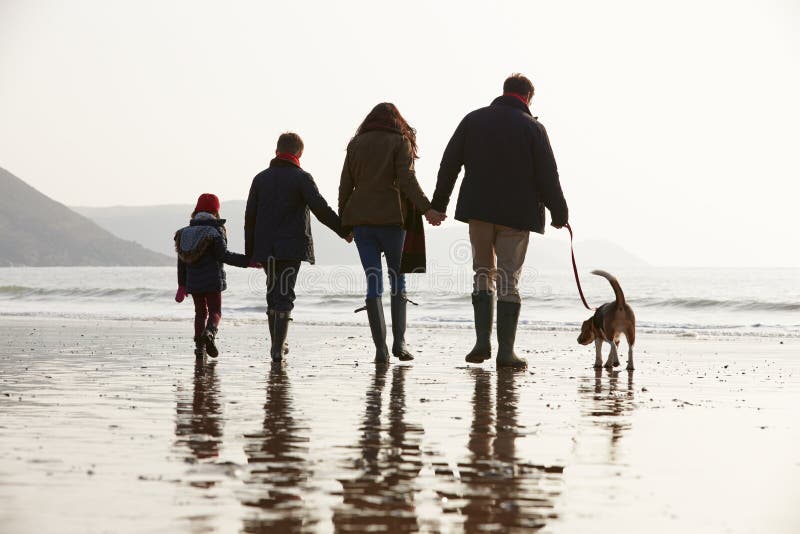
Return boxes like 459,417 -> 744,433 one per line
591,270 -> 626,309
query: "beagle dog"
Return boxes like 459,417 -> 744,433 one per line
577,270 -> 636,370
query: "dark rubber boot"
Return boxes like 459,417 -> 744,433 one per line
267,310 -> 289,357
193,336 -> 205,360
390,294 -> 414,361
271,311 -> 290,363
465,291 -> 494,363
366,297 -> 390,364
496,301 -> 527,369
202,326 -> 219,358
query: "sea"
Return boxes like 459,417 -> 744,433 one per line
1,266 -> 798,339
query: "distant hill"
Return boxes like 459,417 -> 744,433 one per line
75,201 -> 649,270
0,167 -> 171,266
75,200 -> 257,261
75,200 -> 365,265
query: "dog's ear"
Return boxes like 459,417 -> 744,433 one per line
577,318 -> 595,345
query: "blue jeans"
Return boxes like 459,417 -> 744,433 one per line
353,225 -> 407,299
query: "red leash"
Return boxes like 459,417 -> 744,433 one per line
565,223 -> 594,311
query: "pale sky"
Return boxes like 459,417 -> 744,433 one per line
1,0 -> 799,267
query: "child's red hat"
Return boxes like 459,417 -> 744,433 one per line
193,193 -> 220,215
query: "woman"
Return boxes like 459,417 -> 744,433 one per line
339,103 -> 445,363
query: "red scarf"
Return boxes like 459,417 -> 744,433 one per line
275,152 -> 301,167
503,92 -> 529,106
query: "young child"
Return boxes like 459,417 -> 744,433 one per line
245,132 -> 351,362
175,193 -> 251,359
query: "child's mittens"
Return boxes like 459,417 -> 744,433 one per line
175,286 -> 187,303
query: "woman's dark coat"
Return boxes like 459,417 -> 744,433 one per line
175,216 -> 249,294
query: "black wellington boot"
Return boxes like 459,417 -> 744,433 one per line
390,293 -> 414,361
202,326 -> 219,358
267,310 -> 289,357
271,311 -> 290,363
496,301 -> 527,369
365,297 -> 390,364
465,291 -> 494,363
193,336 -> 206,360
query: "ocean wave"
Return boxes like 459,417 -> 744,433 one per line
304,293 -> 800,313
0,285 -> 168,300
2,283 -> 798,315
632,296 -> 800,312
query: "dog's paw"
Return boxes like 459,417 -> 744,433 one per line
626,363 -> 635,371
603,361 -> 615,369
593,360 -> 603,369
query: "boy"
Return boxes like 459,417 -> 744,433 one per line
245,132 -> 351,362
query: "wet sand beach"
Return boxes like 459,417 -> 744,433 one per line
1,317 -> 798,533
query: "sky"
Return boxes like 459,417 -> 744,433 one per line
1,0 -> 799,267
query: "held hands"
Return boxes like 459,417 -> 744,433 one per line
424,209 -> 446,226
175,286 -> 187,303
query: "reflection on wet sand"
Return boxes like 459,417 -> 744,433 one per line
456,368 -> 561,532
579,368 -> 635,462
2,320 -> 796,533
241,364 -> 313,532
174,359 -> 223,463
333,365 -> 423,532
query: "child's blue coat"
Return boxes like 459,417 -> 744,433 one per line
175,214 -> 248,294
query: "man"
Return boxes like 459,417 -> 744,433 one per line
245,132 -> 351,362
431,74 -> 569,368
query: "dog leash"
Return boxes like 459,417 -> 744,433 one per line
565,223 -> 594,311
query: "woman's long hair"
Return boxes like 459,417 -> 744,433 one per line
354,103 -> 418,159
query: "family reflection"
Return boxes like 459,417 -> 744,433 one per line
333,365 -> 424,532
458,368 -> 561,532
579,368 -> 635,463
241,364 -> 313,533
174,359 -> 223,462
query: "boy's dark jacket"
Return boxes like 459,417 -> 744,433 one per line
175,214 -> 249,294
245,158 -> 345,264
